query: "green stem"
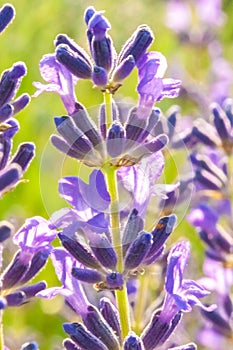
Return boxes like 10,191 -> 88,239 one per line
103,166 -> 131,340
103,91 -> 113,129
104,167 -> 124,272
102,91 -> 131,339
0,310 -> 4,350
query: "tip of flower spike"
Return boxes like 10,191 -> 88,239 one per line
0,4 -> 15,33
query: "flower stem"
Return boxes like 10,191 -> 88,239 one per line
102,91 -> 131,339
103,91 -> 113,129
103,166 -> 131,339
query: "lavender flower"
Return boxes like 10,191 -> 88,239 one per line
30,5 -> 224,350
0,217 -> 56,308
51,104 -> 168,168
141,241 -> 215,350
0,62 -> 33,196
34,6 -> 179,116
165,0 -> 225,44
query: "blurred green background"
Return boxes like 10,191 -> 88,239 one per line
0,0 -> 233,349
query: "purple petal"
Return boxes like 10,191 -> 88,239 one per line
165,241 -> 190,294
13,216 -> 56,253
117,152 -> 164,216
33,54 -> 78,114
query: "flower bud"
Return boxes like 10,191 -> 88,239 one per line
11,142 -> 35,171
92,66 -> 108,86
119,25 -> 154,64
72,267 -> 102,284
124,232 -> 153,270
0,4 -> 15,33
58,233 -> 100,269
56,45 -> 92,79
63,322 -> 108,350
83,305 -> 120,350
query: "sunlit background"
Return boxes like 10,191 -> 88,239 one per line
1,0 -> 233,348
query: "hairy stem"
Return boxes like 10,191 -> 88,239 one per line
102,91 -> 131,338
103,166 -> 131,339
103,91 -> 113,129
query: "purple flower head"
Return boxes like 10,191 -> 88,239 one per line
1,217 -> 56,291
160,241 -> 216,323
187,203 -> 219,233
51,104 -> 168,168
34,6 -> 178,103
33,54 -> 78,115
136,52 -> 181,118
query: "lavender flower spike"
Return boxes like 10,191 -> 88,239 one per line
0,4 -> 15,34
2,217 -> 56,289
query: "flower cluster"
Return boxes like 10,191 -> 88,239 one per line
0,4 -> 40,349
2,2 -> 232,350
31,5 -> 216,350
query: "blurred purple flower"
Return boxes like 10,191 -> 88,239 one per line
165,0 -> 225,41
166,0 -> 191,33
